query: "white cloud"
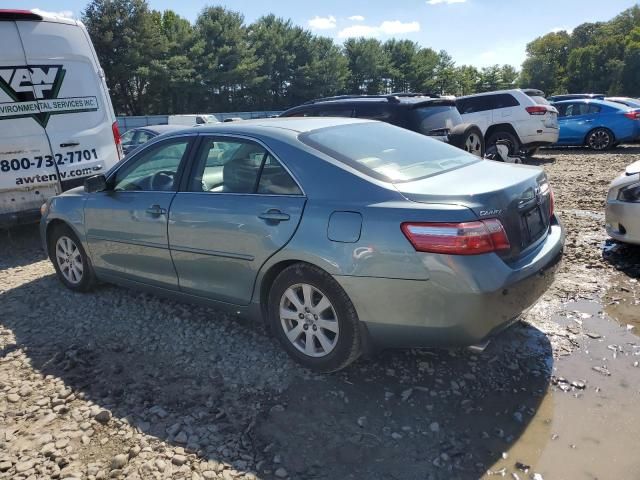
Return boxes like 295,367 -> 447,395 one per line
348,15 -> 365,21
427,0 -> 467,4
338,20 -> 420,38
338,24 -> 379,38
31,8 -> 74,18
380,20 -> 420,35
308,15 -> 337,30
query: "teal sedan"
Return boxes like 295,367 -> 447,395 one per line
40,118 -> 564,372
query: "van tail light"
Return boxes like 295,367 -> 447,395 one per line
623,110 -> 640,120
549,188 -> 555,218
401,219 -> 510,255
526,106 -> 549,115
112,121 -> 123,160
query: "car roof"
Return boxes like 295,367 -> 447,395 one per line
457,88 -> 537,99
551,99 -> 630,109
168,117 -> 373,135
137,124 -> 187,134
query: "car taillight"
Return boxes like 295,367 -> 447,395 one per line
526,106 -> 548,115
623,110 -> 640,120
401,219 -> 510,255
112,121 -> 123,160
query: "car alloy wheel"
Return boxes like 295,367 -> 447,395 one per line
588,129 -> 611,150
279,283 -> 340,358
55,235 -> 84,285
464,132 -> 483,157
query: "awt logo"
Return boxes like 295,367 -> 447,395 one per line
0,66 -> 63,99
0,64 -> 97,127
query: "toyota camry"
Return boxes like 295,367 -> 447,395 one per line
40,118 -> 564,372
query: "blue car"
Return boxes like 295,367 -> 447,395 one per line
552,99 -> 640,150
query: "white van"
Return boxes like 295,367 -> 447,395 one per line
0,9 -> 122,227
167,114 -> 219,126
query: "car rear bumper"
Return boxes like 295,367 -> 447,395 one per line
335,218 -> 564,349
606,200 -> 640,245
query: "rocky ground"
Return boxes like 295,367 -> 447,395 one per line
1,147 -> 639,480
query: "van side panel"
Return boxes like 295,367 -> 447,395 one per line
0,20 -> 58,223
16,20 -> 119,191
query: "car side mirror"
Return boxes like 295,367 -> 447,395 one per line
84,174 -> 107,193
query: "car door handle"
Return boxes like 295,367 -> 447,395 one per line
259,210 -> 290,223
146,205 -> 167,216
60,141 -> 80,148
585,119 -> 593,123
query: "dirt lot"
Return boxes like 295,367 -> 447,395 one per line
1,147 -> 639,480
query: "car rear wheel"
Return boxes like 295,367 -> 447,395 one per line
268,263 -> 361,372
448,124 -> 484,157
49,224 -> 95,292
586,128 -> 614,150
486,131 -> 520,157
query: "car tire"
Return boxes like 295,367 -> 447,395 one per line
585,128 -> 614,151
486,131 -> 520,157
48,224 -> 95,292
448,123 -> 484,157
268,263 -> 361,373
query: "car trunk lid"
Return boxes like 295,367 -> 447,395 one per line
393,160 -> 553,260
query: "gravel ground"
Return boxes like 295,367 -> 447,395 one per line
1,147 -> 639,480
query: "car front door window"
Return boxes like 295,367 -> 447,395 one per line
114,140 -> 189,192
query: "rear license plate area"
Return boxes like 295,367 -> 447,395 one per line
522,206 -> 546,245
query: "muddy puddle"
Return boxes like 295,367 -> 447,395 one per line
483,297 -> 640,479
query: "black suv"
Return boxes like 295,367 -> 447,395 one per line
280,93 -> 485,157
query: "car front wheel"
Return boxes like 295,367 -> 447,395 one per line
268,263 -> 361,372
49,224 -> 95,292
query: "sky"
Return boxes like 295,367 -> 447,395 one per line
8,0 -> 640,68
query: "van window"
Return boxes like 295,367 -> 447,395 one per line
410,105 -> 461,134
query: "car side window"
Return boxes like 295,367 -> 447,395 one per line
316,106 -> 354,117
257,154 -> 302,195
458,96 -> 491,114
564,103 -> 589,117
588,104 -> 601,114
120,130 -> 135,146
113,139 -> 189,192
189,137 -> 301,195
136,131 -> 155,144
354,104 -> 392,120
491,94 -> 520,109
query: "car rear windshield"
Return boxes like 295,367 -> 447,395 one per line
410,105 -> 461,135
299,122 -> 478,183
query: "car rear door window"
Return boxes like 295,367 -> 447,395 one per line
188,137 -> 301,195
588,104 -> 601,114
490,94 -> 520,109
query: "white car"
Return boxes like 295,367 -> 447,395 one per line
0,9 -> 122,227
168,114 -> 219,126
456,89 -> 559,157
606,160 -> 640,245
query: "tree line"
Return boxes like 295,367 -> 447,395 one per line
83,1 -> 640,116
520,6 -> 640,97
82,0 -> 518,115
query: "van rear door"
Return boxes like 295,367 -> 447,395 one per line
16,18 -> 120,190
0,16 -> 58,222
